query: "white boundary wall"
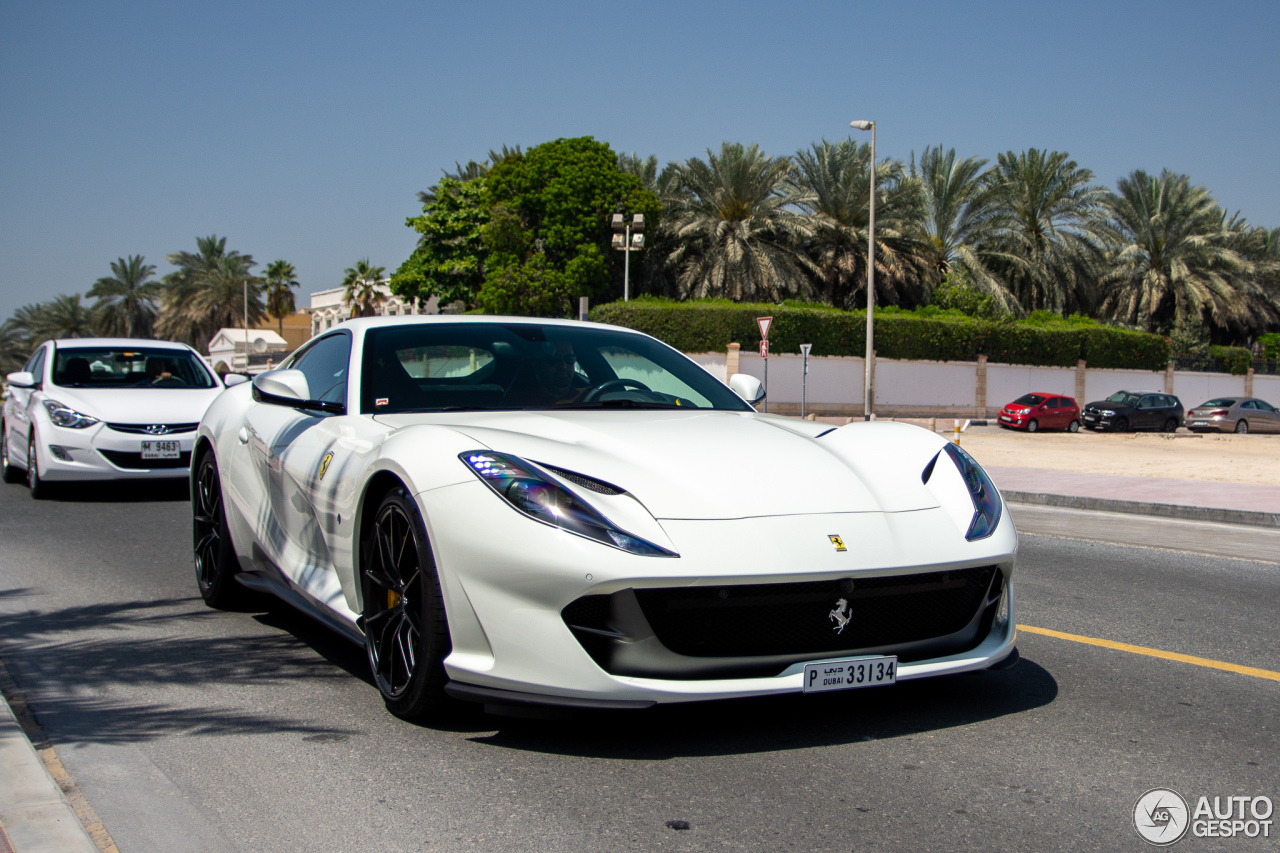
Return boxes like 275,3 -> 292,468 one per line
689,348 -> 1279,416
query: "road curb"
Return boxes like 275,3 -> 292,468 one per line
1002,490 -> 1280,529
0,693 -> 97,853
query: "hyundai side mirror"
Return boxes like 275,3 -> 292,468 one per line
729,373 -> 766,405
5,371 -> 36,389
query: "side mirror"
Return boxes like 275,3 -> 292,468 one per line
729,373 -> 766,405
253,369 -> 310,403
5,371 -> 36,389
222,373 -> 249,388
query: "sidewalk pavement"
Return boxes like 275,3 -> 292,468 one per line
0,690 -> 98,853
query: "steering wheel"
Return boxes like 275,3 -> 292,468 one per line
582,378 -> 652,402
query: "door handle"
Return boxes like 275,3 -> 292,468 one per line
238,427 -> 249,444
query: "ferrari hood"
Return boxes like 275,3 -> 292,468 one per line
376,410 -> 943,520
46,387 -> 224,426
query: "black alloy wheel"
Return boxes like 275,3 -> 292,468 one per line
193,450 -> 246,608
1235,419 -> 1249,434
26,429 -> 46,499
1026,419 -> 1039,433
361,488 -> 452,720
1,424 -> 22,484
1162,418 -> 1178,433
1067,419 -> 1080,433
1112,418 -> 1129,433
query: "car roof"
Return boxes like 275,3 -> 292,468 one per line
50,338 -> 194,350
328,314 -> 624,332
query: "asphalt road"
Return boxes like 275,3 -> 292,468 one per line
0,479 -> 1276,852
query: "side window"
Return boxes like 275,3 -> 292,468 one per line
291,334 -> 351,407
1165,396 -> 1179,408
27,347 -> 46,386
1137,396 -> 1154,409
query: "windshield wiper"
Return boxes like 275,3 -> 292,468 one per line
556,400 -> 682,410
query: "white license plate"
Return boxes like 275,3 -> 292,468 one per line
803,656 -> 897,693
999,415 -> 1012,422
1189,421 -> 1206,427
140,440 -> 180,459
1083,415 -> 1097,421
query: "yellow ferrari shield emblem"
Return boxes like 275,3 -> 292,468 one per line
318,451 -> 333,480
828,534 -> 846,552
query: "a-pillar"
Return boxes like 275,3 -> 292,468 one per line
726,342 -> 740,380
1075,359 -> 1087,404
975,355 -> 988,419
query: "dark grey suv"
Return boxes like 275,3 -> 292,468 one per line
1081,391 -> 1184,433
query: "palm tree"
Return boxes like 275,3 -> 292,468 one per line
263,259 -> 300,334
88,255 -> 161,338
343,259 -> 387,317
24,294 -> 96,344
155,235 -> 260,346
0,319 -> 30,372
1099,170 -> 1271,336
664,142 -> 816,301
787,139 -> 928,309
904,146 -> 1021,312
417,145 -> 522,204
981,149 -> 1110,314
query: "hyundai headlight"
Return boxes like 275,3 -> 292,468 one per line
461,452 -> 676,557
939,443 -> 1002,540
43,400 -> 99,429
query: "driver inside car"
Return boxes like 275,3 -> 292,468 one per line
532,341 -> 585,405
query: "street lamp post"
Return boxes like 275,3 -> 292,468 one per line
611,213 -> 645,301
850,119 -> 876,420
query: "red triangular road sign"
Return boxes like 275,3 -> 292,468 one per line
757,316 -> 772,340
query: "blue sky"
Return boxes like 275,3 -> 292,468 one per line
2,0 -> 1278,323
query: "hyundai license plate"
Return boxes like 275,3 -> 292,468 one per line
141,440 -> 180,460
803,655 -> 897,693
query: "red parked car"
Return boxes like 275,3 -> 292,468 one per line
997,392 -> 1081,433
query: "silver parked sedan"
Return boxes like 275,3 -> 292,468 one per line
1185,397 -> 1280,434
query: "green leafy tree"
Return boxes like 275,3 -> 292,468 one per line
788,138 -> 926,309
88,254 -> 162,338
392,178 -> 490,312
263,260 -> 300,334
343,259 -> 387,317
981,149 -> 1110,314
416,145 -> 522,205
664,142 -> 814,302
0,319 -> 31,372
480,137 -> 659,314
1099,170 -> 1270,336
931,267 -> 1005,319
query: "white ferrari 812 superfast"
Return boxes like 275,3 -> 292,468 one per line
192,316 -> 1017,720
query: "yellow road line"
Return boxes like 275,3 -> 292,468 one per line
1017,624 -> 1280,683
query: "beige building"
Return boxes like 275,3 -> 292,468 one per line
207,328 -> 290,374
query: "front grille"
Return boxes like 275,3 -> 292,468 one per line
636,567 -> 992,657
98,449 -> 192,470
562,566 -> 1001,679
106,422 -> 199,435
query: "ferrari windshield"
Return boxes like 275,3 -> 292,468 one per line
360,322 -> 752,414
52,347 -> 217,389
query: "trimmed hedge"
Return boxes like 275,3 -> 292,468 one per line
590,298 -> 1170,371
1208,345 -> 1253,376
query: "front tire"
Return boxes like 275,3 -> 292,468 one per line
193,449 -> 248,609
1112,418 -> 1129,434
1,423 -> 22,484
1026,419 -> 1039,433
361,488 -> 452,721
1235,419 -> 1249,434
27,429 -> 46,499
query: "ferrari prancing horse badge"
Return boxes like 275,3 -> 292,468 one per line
318,451 -> 333,480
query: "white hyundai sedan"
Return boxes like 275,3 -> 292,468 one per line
3,338 -> 231,497
192,316 -> 1018,721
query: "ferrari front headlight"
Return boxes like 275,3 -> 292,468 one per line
938,443 -> 1002,541
43,400 -> 99,429
461,451 -> 676,557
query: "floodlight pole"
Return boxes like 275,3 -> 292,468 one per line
611,213 -> 645,301
243,280 -> 250,371
851,119 -> 876,420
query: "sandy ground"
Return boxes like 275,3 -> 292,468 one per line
926,423 -> 1277,485
815,417 -> 1280,485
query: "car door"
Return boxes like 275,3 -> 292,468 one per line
241,333 -> 352,589
9,345 -> 47,463
1059,396 -> 1080,427
1134,395 -> 1160,429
